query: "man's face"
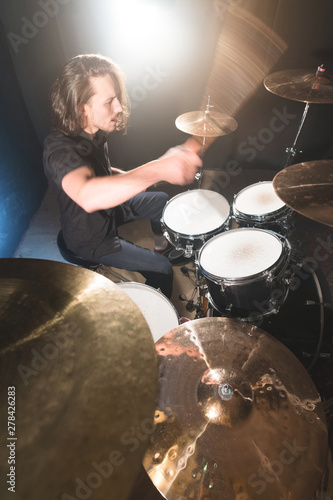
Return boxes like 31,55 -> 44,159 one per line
83,74 -> 123,135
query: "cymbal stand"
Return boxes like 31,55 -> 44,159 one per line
284,101 -> 310,168
284,64 -> 325,168
195,137 -> 206,188
179,255 -> 206,318
195,96 -> 214,187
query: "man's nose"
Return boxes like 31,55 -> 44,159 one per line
114,97 -> 122,113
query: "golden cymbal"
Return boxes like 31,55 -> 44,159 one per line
264,68 -> 333,103
175,110 -> 238,137
143,317 -> 328,500
0,259 -> 158,500
273,159 -> 333,227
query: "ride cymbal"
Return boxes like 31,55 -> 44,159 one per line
273,159 -> 333,227
0,259 -> 158,500
176,110 -> 238,137
264,68 -> 333,103
143,317 -> 328,500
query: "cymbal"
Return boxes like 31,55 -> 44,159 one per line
273,159 -> 333,227
264,68 -> 333,103
175,110 -> 238,137
0,259 -> 158,500
143,317 -> 328,500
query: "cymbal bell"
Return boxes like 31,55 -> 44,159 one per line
0,259 -> 158,500
143,317 -> 328,500
175,110 -> 238,137
264,68 -> 333,103
273,159 -> 333,227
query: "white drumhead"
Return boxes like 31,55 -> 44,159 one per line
234,181 -> 285,216
163,189 -> 230,235
117,282 -> 179,342
199,228 -> 283,278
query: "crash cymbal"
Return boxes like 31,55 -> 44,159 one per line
176,110 -> 238,137
143,317 -> 328,500
273,159 -> 333,227
264,68 -> 333,103
0,259 -> 158,500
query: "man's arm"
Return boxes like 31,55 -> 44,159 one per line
61,140 -> 202,213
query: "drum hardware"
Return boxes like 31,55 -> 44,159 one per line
304,264 -> 326,372
264,65 -> 333,168
302,351 -> 331,359
161,189 -> 231,260
0,259 -> 158,500
185,243 -> 194,258
179,264 -> 209,318
198,228 -> 292,321
273,159 -> 333,227
257,259 -> 332,373
143,317 -> 328,500
232,180 -> 293,235
175,97 -> 238,187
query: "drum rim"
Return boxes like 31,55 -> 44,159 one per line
198,227 -> 289,282
232,204 -> 292,222
161,189 -> 231,236
233,180 -> 288,218
161,216 -> 230,240
117,281 -> 181,322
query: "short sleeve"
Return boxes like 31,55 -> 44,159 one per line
43,132 -> 93,189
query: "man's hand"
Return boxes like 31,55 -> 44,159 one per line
158,142 -> 203,186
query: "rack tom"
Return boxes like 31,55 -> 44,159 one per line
161,189 -> 230,257
233,181 -> 293,234
198,228 -> 292,320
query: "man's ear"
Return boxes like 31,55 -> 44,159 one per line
80,105 -> 88,127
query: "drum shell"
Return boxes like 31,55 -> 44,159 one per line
161,219 -> 231,253
198,230 -> 291,320
161,190 -> 231,253
232,181 -> 293,235
233,205 -> 293,235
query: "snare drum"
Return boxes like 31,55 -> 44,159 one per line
161,189 -> 230,257
233,181 -> 292,234
117,282 -> 180,342
198,228 -> 291,320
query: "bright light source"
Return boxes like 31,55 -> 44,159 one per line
109,0 -> 193,67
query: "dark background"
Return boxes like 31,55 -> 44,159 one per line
0,0 -> 333,257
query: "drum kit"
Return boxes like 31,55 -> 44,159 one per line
0,68 -> 332,500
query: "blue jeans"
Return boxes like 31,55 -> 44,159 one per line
94,191 -> 173,298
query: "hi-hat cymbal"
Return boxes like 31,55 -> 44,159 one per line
0,259 -> 158,500
273,159 -> 333,227
176,110 -> 238,137
143,317 -> 328,500
264,68 -> 333,103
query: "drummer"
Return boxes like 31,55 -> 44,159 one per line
43,54 -> 202,299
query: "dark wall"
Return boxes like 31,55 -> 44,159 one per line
201,0 -> 333,172
0,19 -> 46,258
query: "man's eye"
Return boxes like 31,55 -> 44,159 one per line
108,97 -> 117,104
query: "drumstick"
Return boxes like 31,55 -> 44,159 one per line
184,135 -> 217,156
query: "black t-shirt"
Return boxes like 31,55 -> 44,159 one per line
43,130 -> 132,259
